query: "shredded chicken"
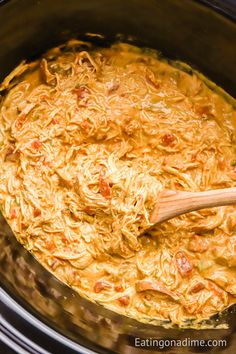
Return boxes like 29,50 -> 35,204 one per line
0,41 -> 235,328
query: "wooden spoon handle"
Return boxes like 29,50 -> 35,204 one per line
151,187 -> 236,224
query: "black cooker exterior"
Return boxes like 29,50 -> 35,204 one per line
0,1 -> 236,353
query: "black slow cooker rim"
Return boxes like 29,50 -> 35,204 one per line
197,0 -> 236,20
3,0 -> 235,21
0,288 -> 95,354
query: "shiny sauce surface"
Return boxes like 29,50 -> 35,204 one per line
0,42 -> 235,327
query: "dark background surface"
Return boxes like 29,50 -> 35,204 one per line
0,340 -> 18,354
1,342 -> 16,354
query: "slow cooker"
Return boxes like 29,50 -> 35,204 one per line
0,0 -> 235,353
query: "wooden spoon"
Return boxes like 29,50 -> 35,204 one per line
150,187 -> 236,224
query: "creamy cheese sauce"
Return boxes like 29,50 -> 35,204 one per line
0,41 -> 235,327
